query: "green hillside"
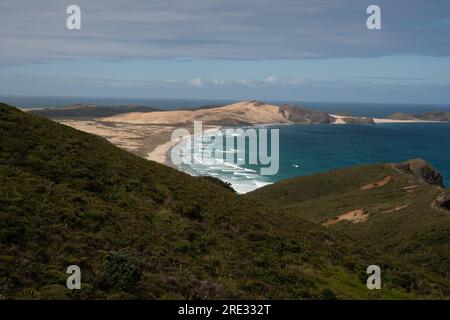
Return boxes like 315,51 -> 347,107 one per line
247,162 -> 450,292
0,103 -> 448,299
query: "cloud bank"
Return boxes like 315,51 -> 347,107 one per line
1,0 -> 450,64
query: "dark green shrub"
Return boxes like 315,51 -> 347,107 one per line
320,288 -> 337,300
181,204 -> 204,221
102,251 -> 142,291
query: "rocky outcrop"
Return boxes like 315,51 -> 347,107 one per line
279,105 -> 333,124
388,112 -> 417,120
435,193 -> 450,211
338,117 -> 375,125
395,159 -> 444,187
418,112 -> 450,121
389,112 -> 450,122
330,114 -> 375,124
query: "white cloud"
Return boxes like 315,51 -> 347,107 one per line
285,77 -> 305,86
1,0 -> 449,64
189,78 -> 203,87
176,76 -> 307,87
211,79 -> 226,86
232,76 -> 305,87
264,76 -> 278,84
235,79 -> 252,86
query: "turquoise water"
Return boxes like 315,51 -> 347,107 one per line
274,123 -> 450,186
3,96 -> 450,191
176,123 -> 450,192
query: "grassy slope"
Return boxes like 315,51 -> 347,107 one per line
0,103 -> 447,299
247,163 -> 450,294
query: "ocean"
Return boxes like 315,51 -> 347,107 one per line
275,123 -> 450,187
3,95 -> 450,192
3,95 -> 450,116
174,123 -> 450,193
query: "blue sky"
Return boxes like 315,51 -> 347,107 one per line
1,0 -> 450,103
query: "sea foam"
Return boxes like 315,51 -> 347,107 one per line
172,128 -> 273,193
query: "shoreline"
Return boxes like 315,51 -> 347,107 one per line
55,116 -> 450,194
146,138 -> 181,167
148,125 -> 274,194
372,118 -> 445,124
145,118 -> 448,190
146,126 -> 222,167
330,114 -> 444,124
147,117 -> 446,165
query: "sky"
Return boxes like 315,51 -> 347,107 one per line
1,0 -> 450,104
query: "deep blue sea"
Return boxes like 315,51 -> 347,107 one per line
275,123 -> 450,186
174,123 -> 450,193
3,95 -> 450,192
2,95 -> 450,117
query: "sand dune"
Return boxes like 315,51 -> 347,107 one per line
57,101 -> 443,167
372,118 -> 441,124
59,119 -> 178,161
330,114 -> 439,124
101,101 -> 290,125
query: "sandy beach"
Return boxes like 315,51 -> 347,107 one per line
330,114 -> 442,124
59,119 -> 178,162
372,118 -> 444,124
101,101 -> 288,126
59,115 -> 442,167
150,126 -> 223,166
55,103 -> 446,169
146,139 -> 182,165
59,118 -> 221,166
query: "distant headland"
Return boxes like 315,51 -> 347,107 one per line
25,100 -> 450,126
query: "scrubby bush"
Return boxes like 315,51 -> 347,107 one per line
102,251 -> 142,291
320,288 -> 337,300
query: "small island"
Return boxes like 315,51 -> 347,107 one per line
388,111 -> 450,122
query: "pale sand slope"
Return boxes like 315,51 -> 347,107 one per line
148,126 -> 222,164
372,118 -> 443,124
146,139 -> 183,164
60,103 -> 444,165
330,115 -> 347,124
59,119 -> 219,165
101,101 -> 289,125
59,120 -> 177,163
330,114 -> 441,124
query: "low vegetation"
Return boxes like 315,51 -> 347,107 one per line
247,162 -> 450,293
0,103 -> 449,299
